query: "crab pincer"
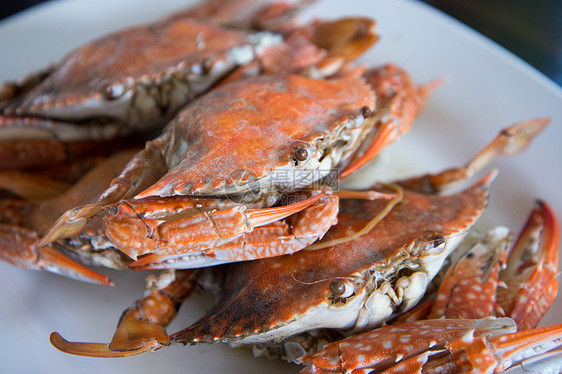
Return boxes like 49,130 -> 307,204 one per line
496,200 -> 559,330
51,269 -> 199,356
0,225 -> 112,286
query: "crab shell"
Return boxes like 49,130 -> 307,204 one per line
170,174 -> 491,349
134,72 -> 375,198
0,17 -> 289,141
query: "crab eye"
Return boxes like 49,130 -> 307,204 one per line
294,146 -> 309,162
103,84 -> 124,100
360,105 -> 372,118
329,280 -> 353,298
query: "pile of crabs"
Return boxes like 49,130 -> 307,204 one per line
1,0 -> 560,372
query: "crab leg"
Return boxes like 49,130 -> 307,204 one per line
129,191 -> 341,269
446,323 -> 562,374
51,269 -> 198,357
496,200 -> 559,330
0,171 -> 70,200
111,191 -> 337,268
300,317 -> 517,374
501,348 -> 562,373
426,227 -> 509,320
0,150 -> 137,283
37,137 -> 169,247
0,224 -> 111,285
400,118 -> 550,193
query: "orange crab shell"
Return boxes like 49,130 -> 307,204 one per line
2,18 -> 259,125
138,73 -> 375,197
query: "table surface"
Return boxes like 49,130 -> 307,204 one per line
1,0 -> 560,86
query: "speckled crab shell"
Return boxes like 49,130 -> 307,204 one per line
170,174 -> 491,347
0,16 -> 288,139
136,73 -> 375,198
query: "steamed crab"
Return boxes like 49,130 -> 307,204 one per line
0,1 -> 556,372
0,63 -> 434,284
0,0 -> 376,170
300,200 -> 560,373
48,123 -> 561,374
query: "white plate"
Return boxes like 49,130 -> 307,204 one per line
1,0 -> 561,373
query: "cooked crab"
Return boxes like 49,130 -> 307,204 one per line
49,194 -> 562,373
3,64 -> 432,283
49,168 -> 493,357
48,119 -> 552,364
0,0 -> 376,170
301,200 -> 560,373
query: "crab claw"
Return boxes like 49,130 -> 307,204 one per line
406,118 -> 550,193
310,18 -> 378,61
301,318 -> 562,374
300,317 -> 517,374
426,226 -> 510,321
447,322 -> 562,373
497,200 -> 559,330
50,331 -> 165,358
51,269 -> 197,357
50,297 -> 173,357
0,224 -> 111,286
123,191 -> 337,269
468,117 -> 550,168
36,204 -> 104,248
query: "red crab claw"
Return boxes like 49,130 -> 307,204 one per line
446,322 -> 562,373
36,204 -> 104,248
51,270 -> 198,357
300,317 -> 517,374
497,200 -> 559,330
127,191 -> 338,269
301,318 -> 562,374
0,224 -> 111,286
426,227 -> 509,320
